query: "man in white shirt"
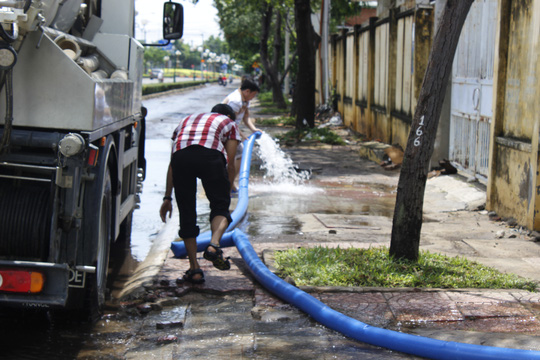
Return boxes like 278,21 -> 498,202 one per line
222,78 -> 261,193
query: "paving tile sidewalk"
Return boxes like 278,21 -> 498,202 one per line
142,123 -> 540,354
154,238 -> 540,351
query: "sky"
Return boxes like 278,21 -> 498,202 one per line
135,0 -> 222,47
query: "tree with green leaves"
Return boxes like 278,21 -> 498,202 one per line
215,0 -> 293,109
259,1 -> 293,109
214,0 -> 261,74
173,41 -> 199,69
213,0 -> 371,125
143,46 -> 171,70
204,35 -> 229,55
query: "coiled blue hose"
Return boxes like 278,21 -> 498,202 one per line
170,132 -> 540,360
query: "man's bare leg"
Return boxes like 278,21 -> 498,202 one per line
208,215 -> 229,250
183,237 -> 203,281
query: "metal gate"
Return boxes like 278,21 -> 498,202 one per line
449,0 -> 497,181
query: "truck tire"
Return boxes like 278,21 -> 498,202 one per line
85,167 -> 112,321
57,165 -> 113,323
117,211 -> 133,244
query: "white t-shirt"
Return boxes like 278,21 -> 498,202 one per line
224,89 -> 249,125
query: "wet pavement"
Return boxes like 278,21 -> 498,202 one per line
3,84 -> 534,359
112,93 -> 540,359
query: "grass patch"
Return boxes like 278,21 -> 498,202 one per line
255,91 -> 290,115
257,116 -> 296,126
257,106 -> 290,115
257,91 -> 277,105
277,127 -> 346,145
274,246 -> 538,292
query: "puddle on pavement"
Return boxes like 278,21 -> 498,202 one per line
232,134 -> 397,236
243,179 -> 395,232
0,91 -> 419,360
244,213 -> 303,236
3,129 -> 401,360
116,133 -> 399,358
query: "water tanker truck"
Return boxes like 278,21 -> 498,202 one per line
0,0 -> 183,318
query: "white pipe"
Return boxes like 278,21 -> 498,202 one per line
54,35 -> 81,60
77,54 -> 99,73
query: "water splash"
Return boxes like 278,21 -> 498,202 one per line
254,133 -> 322,195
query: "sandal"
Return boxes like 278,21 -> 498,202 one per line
176,268 -> 205,285
203,244 -> 231,270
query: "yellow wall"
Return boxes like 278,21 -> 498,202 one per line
490,144 -> 533,225
328,7 -> 432,150
391,117 -> 410,149
488,0 -> 540,229
343,102 -> 355,128
324,0 -> 540,230
502,3 -> 537,139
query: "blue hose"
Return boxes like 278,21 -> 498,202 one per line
232,228 -> 540,360
170,132 -> 540,359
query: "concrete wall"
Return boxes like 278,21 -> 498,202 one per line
329,3 -> 433,150
487,0 -> 540,229
320,0 -> 540,231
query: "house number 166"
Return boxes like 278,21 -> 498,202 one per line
414,115 -> 425,147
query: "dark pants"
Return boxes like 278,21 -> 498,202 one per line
171,145 -> 232,239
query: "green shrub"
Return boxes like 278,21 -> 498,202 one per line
257,91 -> 274,105
277,127 -> 346,145
257,116 -> 295,126
142,80 -> 209,95
255,91 -> 290,115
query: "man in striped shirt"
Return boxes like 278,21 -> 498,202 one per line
160,104 -> 241,284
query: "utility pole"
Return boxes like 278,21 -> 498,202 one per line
200,34 -> 204,80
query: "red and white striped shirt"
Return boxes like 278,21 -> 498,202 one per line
171,112 -> 241,161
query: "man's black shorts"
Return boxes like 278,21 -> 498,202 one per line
171,145 -> 232,239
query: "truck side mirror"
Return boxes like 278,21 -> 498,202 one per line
163,2 -> 183,40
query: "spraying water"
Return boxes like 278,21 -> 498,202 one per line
254,133 -> 322,195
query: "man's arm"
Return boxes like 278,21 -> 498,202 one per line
238,127 -> 248,141
242,108 -> 261,133
225,139 -> 239,189
159,163 -> 174,222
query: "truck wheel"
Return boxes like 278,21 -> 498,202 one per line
88,169 -> 112,320
117,211 -> 133,244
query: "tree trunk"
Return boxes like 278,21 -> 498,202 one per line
293,0 -> 317,128
260,4 -> 287,109
390,0 -> 474,261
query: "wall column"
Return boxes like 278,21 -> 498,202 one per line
486,0 -> 510,211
